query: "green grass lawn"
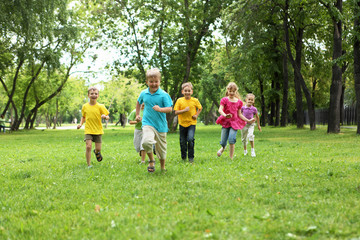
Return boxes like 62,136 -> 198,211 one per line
1,124 -> 360,239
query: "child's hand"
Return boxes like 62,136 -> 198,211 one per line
101,114 -> 109,120
77,124 -> 82,129
153,105 -> 161,112
258,125 -> 262,132
192,115 -> 198,120
135,115 -> 142,122
248,118 -> 255,123
184,106 -> 190,112
225,113 -> 232,118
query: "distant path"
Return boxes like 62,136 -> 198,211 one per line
35,125 -> 78,130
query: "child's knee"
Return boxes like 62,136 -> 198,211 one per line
228,137 -> 237,145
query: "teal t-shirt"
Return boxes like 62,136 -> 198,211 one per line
128,109 -> 143,130
137,88 -> 173,133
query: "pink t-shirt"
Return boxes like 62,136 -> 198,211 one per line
216,97 -> 246,130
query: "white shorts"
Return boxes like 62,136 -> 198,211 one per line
133,129 -> 144,152
241,123 -> 255,144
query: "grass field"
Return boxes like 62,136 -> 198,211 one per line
1,124 -> 360,239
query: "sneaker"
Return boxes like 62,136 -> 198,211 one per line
88,165 -> 93,169
244,150 -> 248,156
251,149 -> 256,157
189,158 -> 194,163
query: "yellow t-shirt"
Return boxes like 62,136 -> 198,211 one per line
174,97 -> 202,127
81,102 -> 109,135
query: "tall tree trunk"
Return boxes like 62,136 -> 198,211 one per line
0,58 -> 24,116
259,74 -> 266,126
326,0 -> 343,133
284,0 -> 316,130
281,51 -> 289,127
53,98 -> 59,129
354,0 -> 360,134
269,79 -> 275,126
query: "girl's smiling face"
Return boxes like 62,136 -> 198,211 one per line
227,88 -> 236,98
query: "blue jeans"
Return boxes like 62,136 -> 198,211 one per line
179,125 -> 196,160
219,127 -> 238,147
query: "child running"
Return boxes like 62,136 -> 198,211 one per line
77,86 -> 110,168
174,82 -> 202,163
128,104 -> 147,164
241,93 -> 262,157
216,82 -> 254,160
135,68 -> 173,172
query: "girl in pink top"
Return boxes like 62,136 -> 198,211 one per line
216,82 -> 254,160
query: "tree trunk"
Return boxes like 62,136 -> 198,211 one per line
354,0 -> 360,134
284,0 -> 315,130
327,0 -> 343,133
259,74 -> 266,126
281,51 -> 289,127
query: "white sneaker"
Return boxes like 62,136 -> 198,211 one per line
251,149 -> 256,157
244,150 -> 248,156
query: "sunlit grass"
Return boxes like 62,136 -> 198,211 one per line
1,124 -> 360,239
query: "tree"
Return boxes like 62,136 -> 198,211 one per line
320,0 -> 344,133
354,0 -> 360,134
0,0 -> 95,130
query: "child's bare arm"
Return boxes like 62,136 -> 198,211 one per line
153,105 -> 172,113
255,113 -> 261,131
238,110 -> 254,123
135,101 -> 142,121
77,116 -> 85,129
219,105 -> 232,118
192,108 -> 202,120
175,107 -> 190,115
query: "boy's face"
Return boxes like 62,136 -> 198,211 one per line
88,89 -> 99,100
246,96 -> 255,106
182,86 -> 193,98
146,76 -> 160,93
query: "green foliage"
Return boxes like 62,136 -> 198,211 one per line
1,125 -> 360,239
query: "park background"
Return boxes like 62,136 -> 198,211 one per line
1,0 -> 360,133
1,0 -> 360,239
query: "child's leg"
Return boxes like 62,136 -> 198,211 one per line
241,125 -> 249,150
85,140 -> 92,166
142,126 -> 157,170
247,124 -> 255,149
218,127 -> 230,156
154,131 -> 167,170
140,150 -> 146,163
95,142 -> 102,153
229,144 -> 235,159
179,125 -> 188,160
228,128 -> 238,159
187,125 -> 196,161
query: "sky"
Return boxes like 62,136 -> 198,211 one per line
70,46 -> 118,85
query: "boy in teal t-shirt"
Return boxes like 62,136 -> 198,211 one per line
135,68 -> 173,172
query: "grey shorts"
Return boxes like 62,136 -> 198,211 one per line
84,134 -> 102,143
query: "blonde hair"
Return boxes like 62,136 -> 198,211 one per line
146,68 -> 161,80
182,82 -> 193,90
225,82 -> 241,99
246,93 -> 255,99
87,86 -> 99,94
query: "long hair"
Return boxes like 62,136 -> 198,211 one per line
225,82 -> 241,100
